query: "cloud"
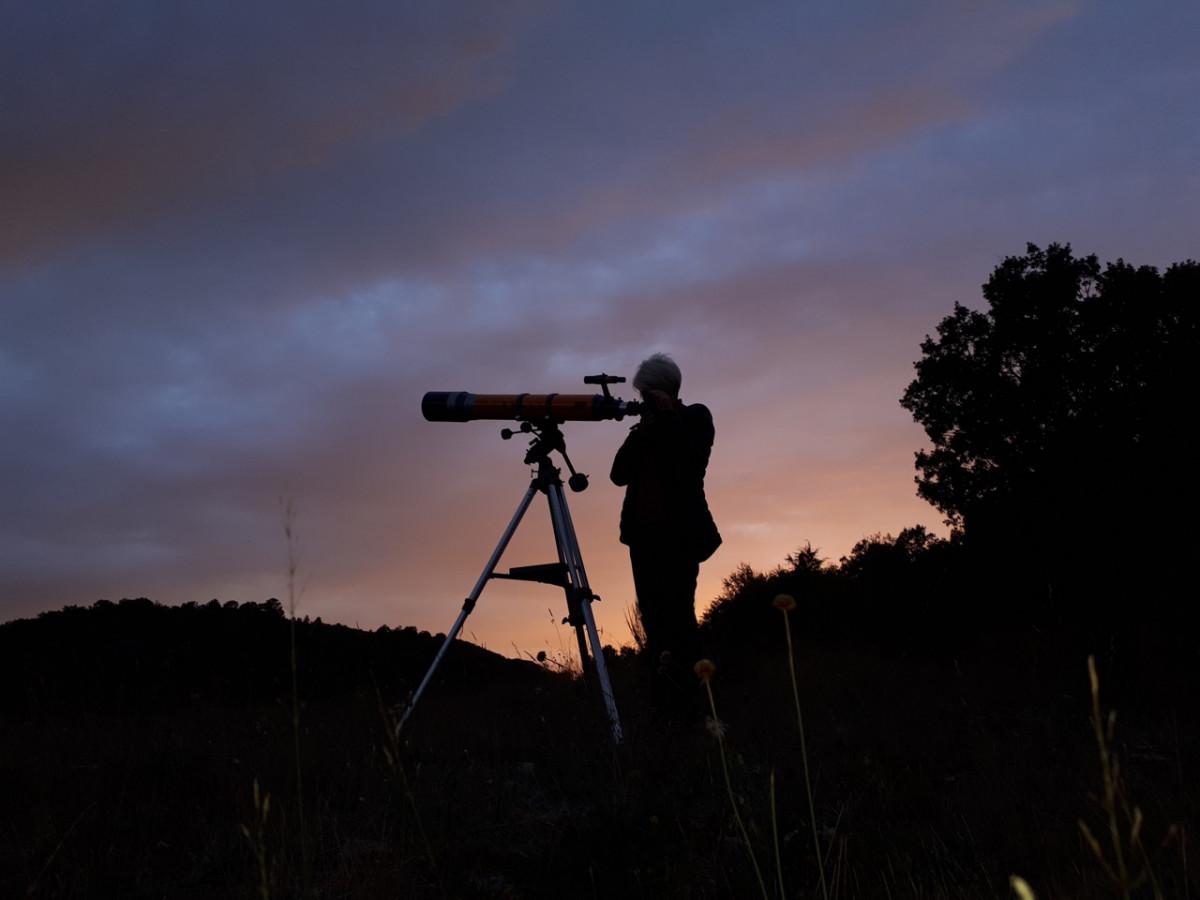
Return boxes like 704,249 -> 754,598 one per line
1,2 -> 526,267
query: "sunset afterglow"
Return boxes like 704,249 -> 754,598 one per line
3,2 -> 1197,657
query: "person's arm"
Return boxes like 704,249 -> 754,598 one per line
610,425 -> 645,486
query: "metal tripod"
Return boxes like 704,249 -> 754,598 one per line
396,419 -> 624,743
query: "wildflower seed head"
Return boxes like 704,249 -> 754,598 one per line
693,658 -> 716,683
536,650 -> 547,663
705,716 -> 727,739
773,593 -> 796,611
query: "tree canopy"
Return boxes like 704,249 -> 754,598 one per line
901,243 -> 1199,601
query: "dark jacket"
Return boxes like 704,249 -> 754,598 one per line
610,401 -> 721,561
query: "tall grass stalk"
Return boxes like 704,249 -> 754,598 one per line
775,594 -> 829,900
282,493 -> 310,889
25,801 -> 96,896
770,768 -> 785,898
623,602 -> 646,655
241,778 -> 272,900
379,695 -> 447,898
694,659 -> 770,899
1009,874 -> 1037,899
1077,654 -> 1176,899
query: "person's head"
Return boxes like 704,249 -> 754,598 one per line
633,353 -> 682,399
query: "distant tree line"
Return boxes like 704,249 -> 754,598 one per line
700,528 -> 968,659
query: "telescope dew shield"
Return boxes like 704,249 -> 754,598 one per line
422,391 -> 639,423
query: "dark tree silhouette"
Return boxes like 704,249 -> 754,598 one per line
835,526 -> 966,643
901,243 -> 1200,618
699,531 -> 969,651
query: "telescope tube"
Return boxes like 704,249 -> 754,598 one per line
422,391 -> 640,423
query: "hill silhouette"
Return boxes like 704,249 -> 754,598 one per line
0,597 -> 542,719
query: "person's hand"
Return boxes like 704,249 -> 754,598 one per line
640,389 -> 675,422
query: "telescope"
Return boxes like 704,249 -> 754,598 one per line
401,373 -> 633,743
422,375 -> 642,423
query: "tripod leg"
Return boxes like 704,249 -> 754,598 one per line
396,481 -> 541,736
546,483 -> 625,743
547,508 -> 594,677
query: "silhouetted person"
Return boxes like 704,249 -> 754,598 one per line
610,353 -> 720,716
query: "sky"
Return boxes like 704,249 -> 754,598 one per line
3,1 -> 1198,659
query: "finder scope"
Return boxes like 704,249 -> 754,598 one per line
422,391 -> 642,423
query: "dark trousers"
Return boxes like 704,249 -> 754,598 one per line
629,543 -> 700,672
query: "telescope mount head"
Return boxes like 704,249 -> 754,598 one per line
502,417 -> 589,492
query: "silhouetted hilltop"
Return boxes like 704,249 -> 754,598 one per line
0,597 -> 542,718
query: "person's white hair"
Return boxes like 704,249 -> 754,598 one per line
633,353 -> 682,398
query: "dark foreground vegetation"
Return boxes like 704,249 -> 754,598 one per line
1,588 -> 1195,899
